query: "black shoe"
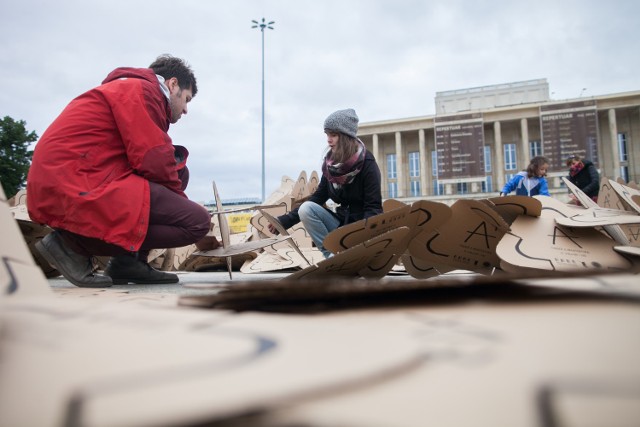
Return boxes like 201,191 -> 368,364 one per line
105,255 -> 179,284
35,231 -> 113,288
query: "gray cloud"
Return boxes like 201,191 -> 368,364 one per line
1,0 -> 637,203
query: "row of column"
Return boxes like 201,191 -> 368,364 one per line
368,108 -> 620,198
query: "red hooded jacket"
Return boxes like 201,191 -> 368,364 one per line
27,67 -> 188,252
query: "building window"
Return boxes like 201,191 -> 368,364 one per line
387,154 -> 397,179
529,140 -> 542,158
410,180 -> 420,197
388,182 -> 398,198
431,151 -> 438,176
457,182 -> 468,195
484,145 -> 492,173
409,151 -> 420,178
433,180 -> 444,196
618,133 -> 628,162
620,166 -> 629,183
482,176 -> 493,193
504,144 -> 517,170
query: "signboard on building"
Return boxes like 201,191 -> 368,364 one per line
540,100 -> 599,172
434,113 -> 486,183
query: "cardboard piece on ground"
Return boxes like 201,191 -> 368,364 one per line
497,215 -> 633,273
240,250 -> 299,273
0,298 -> 422,427
0,184 -> 51,298
408,199 -> 509,273
210,181 -> 306,278
286,227 -> 411,280
258,208 -> 310,266
182,252 -> 257,272
276,246 -> 325,267
252,298 -> 640,427
8,193 -> 60,277
195,236 -> 289,257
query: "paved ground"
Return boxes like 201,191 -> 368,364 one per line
46,269 -> 295,295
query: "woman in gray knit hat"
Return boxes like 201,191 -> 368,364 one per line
269,108 -> 383,258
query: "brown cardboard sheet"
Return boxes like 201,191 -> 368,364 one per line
408,199 -> 509,273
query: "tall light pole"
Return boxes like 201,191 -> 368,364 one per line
251,17 -> 274,202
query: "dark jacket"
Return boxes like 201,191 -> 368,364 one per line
278,150 -> 383,229
567,160 -> 600,198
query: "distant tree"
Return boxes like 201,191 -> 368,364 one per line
0,116 -> 38,199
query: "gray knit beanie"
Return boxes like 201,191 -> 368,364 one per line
324,108 -> 359,138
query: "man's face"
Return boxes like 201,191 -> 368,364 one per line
167,77 -> 193,124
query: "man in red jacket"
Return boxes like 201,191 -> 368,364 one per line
28,55 -> 212,287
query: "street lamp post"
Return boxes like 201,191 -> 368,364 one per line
251,17 -> 275,202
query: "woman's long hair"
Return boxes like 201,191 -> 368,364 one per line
327,133 -> 360,163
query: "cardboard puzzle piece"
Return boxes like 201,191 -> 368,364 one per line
240,250 -> 300,273
483,195 -> 542,225
599,177 -> 630,211
607,179 -> 640,214
290,170 -> 309,202
596,177 -> 640,246
534,194 -> 585,219
613,245 -> 640,257
497,215 -> 633,273
562,176 -> 600,208
276,247 -> 325,267
559,176 -> 635,245
307,170 -> 320,195
323,204 -> 413,254
1,298 -> 422,427
264,175 -> 297,205
287,227 -> 411,280
408,199 -> 509,273
555,208 -> 640,228
8,191 -> 60,277
199,181 -> 311,278
0,184 -> 52,298
258,208 -> 310,266
400,253 -> 454,279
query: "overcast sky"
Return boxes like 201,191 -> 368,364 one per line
2,0 -> 638,204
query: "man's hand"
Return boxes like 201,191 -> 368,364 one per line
195,235 -> 221,251
267,223 -> 279,235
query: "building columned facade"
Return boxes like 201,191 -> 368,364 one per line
358,80 -> 639,205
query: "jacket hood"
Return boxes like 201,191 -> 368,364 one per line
102,67 -> 158,85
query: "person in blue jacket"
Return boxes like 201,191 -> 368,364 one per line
268,108 -> 383,258
500,156 -> 550,197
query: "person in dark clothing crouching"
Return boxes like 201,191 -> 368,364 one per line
268,108 -> 383,258
566,155 -> 600,204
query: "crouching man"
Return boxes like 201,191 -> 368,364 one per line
28,55 -> 211,287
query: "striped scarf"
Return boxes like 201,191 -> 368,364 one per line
322,139 -> 366,188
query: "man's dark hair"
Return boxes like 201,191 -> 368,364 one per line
149,54 -> 198,96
